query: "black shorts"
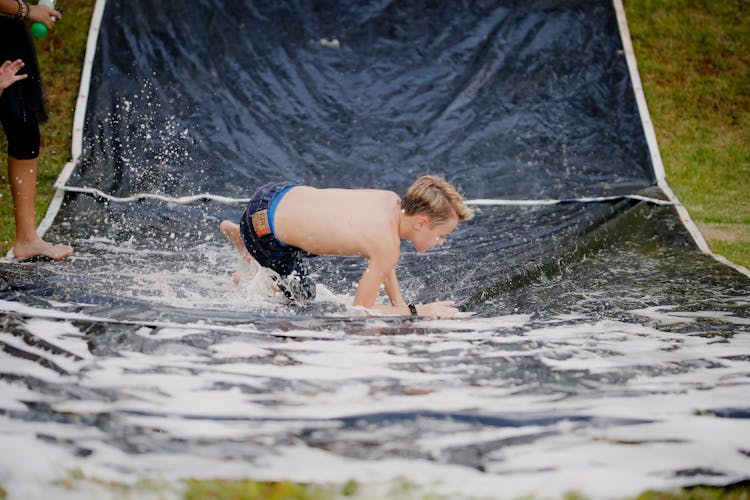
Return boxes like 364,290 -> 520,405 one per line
0,111 -> 41,160
239,182 -> 316,302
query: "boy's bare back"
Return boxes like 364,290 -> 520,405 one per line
274,187 -> 402,259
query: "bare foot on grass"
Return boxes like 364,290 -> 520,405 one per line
13,239 -> 74,261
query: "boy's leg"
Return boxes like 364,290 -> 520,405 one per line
272,254 -> 316,303
8,156 -> 73,260
219,220 -> 256,265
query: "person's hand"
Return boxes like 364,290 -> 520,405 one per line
0,59 -> 27,92
28,3 -> 61,28
416,300 -> 459,319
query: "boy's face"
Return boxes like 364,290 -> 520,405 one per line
412,215 -> 459,253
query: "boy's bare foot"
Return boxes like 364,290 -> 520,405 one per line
12,239 -> 74,261
233,270 -> 253,285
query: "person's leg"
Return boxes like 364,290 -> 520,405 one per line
271,252 -> 316,303
220,220 -> 256,265
8,155 -> 73,260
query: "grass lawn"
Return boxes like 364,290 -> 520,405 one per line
0,1 -> 747,499
626,0 -> 750,269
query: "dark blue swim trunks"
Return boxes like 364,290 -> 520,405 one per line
239,182 -> 316,302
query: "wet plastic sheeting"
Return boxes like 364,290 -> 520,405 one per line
1,0 -> 750,497
2,192 -> 748,318
1,197 -> 610,310
70,0 -> 652,199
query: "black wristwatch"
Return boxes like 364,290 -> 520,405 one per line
408,303 -> 418,316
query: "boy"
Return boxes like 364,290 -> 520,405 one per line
220,175 -> 473,318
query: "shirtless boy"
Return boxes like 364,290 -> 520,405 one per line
220,175 -> 473,318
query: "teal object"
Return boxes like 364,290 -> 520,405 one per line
30,22 -> 48,38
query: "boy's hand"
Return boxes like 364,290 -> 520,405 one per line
417,300 -> 459,319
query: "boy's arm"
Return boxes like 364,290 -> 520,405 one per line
383,268 -> 406,307
353,247 -> 458,319
352,238 -> 409,312
353,253 -> 398,311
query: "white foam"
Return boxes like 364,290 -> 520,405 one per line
209,341 -> 270,358
2,299 -> 750,498
631,305 -> 750,325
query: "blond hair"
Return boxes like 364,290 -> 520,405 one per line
401,175 -> 473,225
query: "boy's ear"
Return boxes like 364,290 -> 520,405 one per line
414,214 -> 430,230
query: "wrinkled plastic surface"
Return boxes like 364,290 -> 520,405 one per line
69,0 -> 652,199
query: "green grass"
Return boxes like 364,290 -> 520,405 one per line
184,478 -> 361,500
625,0 -> 750,269
632,481 -> 750,500
3,476 -> 748,500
